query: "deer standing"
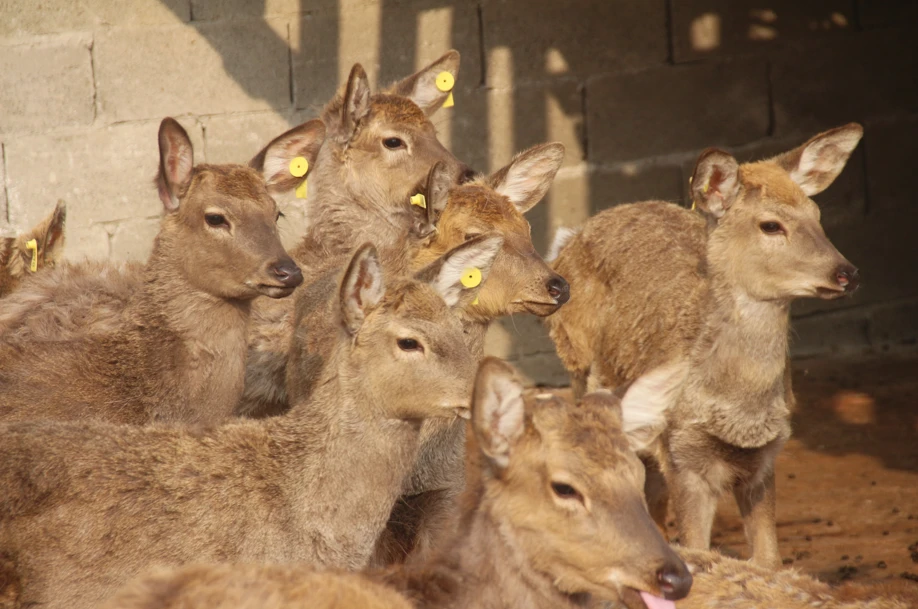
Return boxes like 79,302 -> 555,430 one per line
546,124 -> 864,568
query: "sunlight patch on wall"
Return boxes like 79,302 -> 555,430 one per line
488,46 -> 514,172
417,7 -> 454,149
690,12 -> 721,52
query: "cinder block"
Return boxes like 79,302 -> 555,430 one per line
771,29 -> 918,137
293,1 -> 480,113
864,116 -> 918,215
588,60 -> 770,163
0,0 -> 190,37
190,0 -> 307,21
483,0 -> 667,87
0,145 -> 7,223
868,300 -> 918,350
590,162 -> 686,214
0,35 -> 94,135
202,111 -> 299,165
789,307 -> 870,358
94,19 -> 291,123
109,217 -> 161,261
3,118 -> 204,262
856,0 -> 918,29
671,0 -> 855,63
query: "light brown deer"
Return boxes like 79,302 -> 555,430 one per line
0,117 -> 322,426
0,237 -> 501,609
0,200 -> 66,298
545,124 -> 864,569
100,358 -> 693,609
240,144 -> 570,566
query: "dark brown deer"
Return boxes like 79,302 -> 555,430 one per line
0,118 -> 323,426
545,124 -> 864,568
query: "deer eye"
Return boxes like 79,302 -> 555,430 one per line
551,482 -> 584,503
383,137 -> 405,150
205,213 -> 229,228
397,338 -> 423,352
463,232 -> 481,242
276,210 -> 285,222
759,221 -> 784,235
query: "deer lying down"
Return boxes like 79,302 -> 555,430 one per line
101,359 -> 693,609
0,238 -> 500,609
545,124 -> 864,569
0,200 -> 66,298
243,144 -> 571,566
0,118 -> 324,426
674,548 -> 912,609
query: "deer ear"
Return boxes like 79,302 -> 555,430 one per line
28,200 -> 66,266
690,148 -> 740,219
411,161 -> 453,239
339,63 -> 371,140
473,357 -> 525,472
771,123 -> 863,196
487,143 -> 564,214
339,243 -> 385,335
250,120 -> 326,194
618,363 -> 688,452
415,234 -> 502,309
385,50 -> 460,117
156,118 -> 194,212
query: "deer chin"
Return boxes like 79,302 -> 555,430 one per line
513,299 -> 564,317
814,285 -> 848,300
255,284 -> 298,299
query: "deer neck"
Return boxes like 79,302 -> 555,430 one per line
431,498 -> 589,609
301,147 -> 416,257
131,241 -> 251,421
684,261 -> 792,447
460,318 -> 490,360
273,359 -> 423,569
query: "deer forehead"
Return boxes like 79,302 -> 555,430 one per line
185,165 -> 276,212
531,405 -> 634,471
445,186 -> 528,228
367,94 -> 430,129
739,162 -> 811,209
377,281 -> 462,324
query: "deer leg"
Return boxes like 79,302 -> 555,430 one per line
669,466 -> 717,550
570,370 -> 588,401
642,456 -> 670,536
733,469 -> 781,569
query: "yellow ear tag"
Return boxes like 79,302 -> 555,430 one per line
410,193 -> 427,209
472,295 -> 479,305
290,157 -> 309,199
691,201 -> 697,211
435,71 -> 455,108
460,267 -> 481,289
26,239 -> 38,272
289,157 -> 309,178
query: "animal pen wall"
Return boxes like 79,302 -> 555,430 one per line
1,0 -> 916,383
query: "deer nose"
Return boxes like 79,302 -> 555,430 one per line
458,166 -> 478,184
835,264 -> 859,293
546,275 -> 570,305
657,560 -> 693,601
271,259 -> 303,288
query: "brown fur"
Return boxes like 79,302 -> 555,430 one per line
546,124 -> 864,569
674,548 -> 912,609
0,243 -> 486,609
99,359 -> 692,609
0,119 -> 320,426
0,201 -> 65,298
238,144 -> 569,567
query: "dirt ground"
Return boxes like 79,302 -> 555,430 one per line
533,354 -> 918,597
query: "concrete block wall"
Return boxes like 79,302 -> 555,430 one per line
1,0 -> 916,385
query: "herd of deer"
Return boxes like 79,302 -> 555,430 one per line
0,50 -> 908,609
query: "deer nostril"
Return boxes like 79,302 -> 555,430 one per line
272,260 -> 303,288
546,276 -> 570,305
657,562 -> 693,601
836,265 -> 859,292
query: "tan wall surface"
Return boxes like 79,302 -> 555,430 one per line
2,0 -> 916,384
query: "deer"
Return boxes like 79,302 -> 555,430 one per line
99,358 -> 694,609
240,143 -> 571,567
545,123 -> 864,570
0,200 -> 66,298
0,236 -> 502,609
0,117 -> 323,426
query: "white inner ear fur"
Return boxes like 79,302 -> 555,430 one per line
344,253 -> 385,322
433,237 -> 502,307
480,374 -> 525,469
789,131 -> 862,196
547,226 -> 581,263
495,153 -> 559,210
408,71 -> 452,112
620,362 -> 688,451
261,149 -> 291,184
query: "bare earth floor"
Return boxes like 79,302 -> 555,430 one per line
530,354 -> 918,599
